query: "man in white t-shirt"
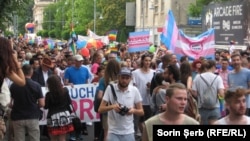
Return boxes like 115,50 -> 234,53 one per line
98,67 -> 144,141
132,54 -> 155,135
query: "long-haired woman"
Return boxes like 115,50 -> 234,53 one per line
180,61 -> 193,90
44,75 -> 74,141
0,37 -> 25,88
96,59 -> 121,141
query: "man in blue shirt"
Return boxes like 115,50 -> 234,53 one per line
64,54 -> 92,141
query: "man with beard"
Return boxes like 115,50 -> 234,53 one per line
98,67 -> 144,141
152,64 -> 181,113
214,87 -> 250,124
228,53 -> 250,116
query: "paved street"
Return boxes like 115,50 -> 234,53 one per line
41,124 -> 95,141
3,122 -> 95,141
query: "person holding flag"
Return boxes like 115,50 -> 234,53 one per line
68,24 -> 77,55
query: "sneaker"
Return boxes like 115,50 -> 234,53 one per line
69,136 -> 76,141
77,135 -> 84,141
86,122 -> 92,126
82,129 -> 88,135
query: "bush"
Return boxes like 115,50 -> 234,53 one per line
4,30 -> 14,37
55,30 -> 62,39
42,30 -> 49,37
62,30 -> 70,40
49,30 -> 56,38
36,30 -> 43,36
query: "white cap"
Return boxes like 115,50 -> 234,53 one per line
74,54 -> 84,61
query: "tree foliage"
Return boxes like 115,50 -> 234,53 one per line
1,0 -> 136,41
0,0 -> 33,35
40,0 -> 135,42
188,0 -> 232,17
95,0 -> 135,42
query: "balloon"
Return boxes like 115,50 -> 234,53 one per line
148,45 -> 156,53
25,23 -> 35,33
26,23 -> 34,28
81,48 -> 89,57
86,39 -> 103,49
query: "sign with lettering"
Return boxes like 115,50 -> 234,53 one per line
39,84 -> 99,125
187,16 -> 202,25
202,0 -> 250,45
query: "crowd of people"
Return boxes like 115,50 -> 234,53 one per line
0,35 -> 250,141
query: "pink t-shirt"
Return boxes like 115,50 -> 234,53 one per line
91,63 -> 99,74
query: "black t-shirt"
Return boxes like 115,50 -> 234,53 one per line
10,78 -> 44,120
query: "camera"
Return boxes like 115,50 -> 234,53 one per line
118,104 -> 129,116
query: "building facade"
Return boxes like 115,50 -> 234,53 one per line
135,0 -> 201,46
33,0 -> 55,33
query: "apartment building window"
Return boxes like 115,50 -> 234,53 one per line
154,5 -> 159,14
155,0 -> 158,4
145,0 -> 148,17
161,0 -> 164,12
140,0 -> 143,13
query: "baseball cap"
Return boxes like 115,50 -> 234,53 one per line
119,67 -> 132,76
74,54 -> 84,61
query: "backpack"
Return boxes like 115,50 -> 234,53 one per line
184,90 -> 200,122
94,90 -> 101,113
199,75 -> 218,109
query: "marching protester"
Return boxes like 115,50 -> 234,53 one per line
31,57 -> 54,139
132,54 -> 155,136
44,75 -> 74,141
10,64 -> 45,141
213,87 -> 250,125
98,67 -> 144,141
192,60 -> 224,125
95,59 -> 121,141
64,54 -> 92,141
142,83 -> 199,141
0,37 -> 26,88
228,53 -> 250,116
3,17 -> 250,141
0,37 -> 26,140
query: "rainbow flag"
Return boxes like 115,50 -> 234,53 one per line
107,30 -> 118,41
160,10 -> 179,51
70,27 -> 77,55
47,38 -> 55,49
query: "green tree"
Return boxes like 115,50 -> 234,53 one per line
4,30 -> 14,37
42,30 -> 49,38
49,30 -> 56,38
43,4 -> 58,34
41,0 -> 135,42
37,30 -> 43,36
73,0 -> 94,35
90,0 -> 135,42
62,30 -> 70,40
0,0 -> 33,36
188,0 -> 231,16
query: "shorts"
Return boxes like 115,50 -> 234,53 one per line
199,107 -> 220,125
